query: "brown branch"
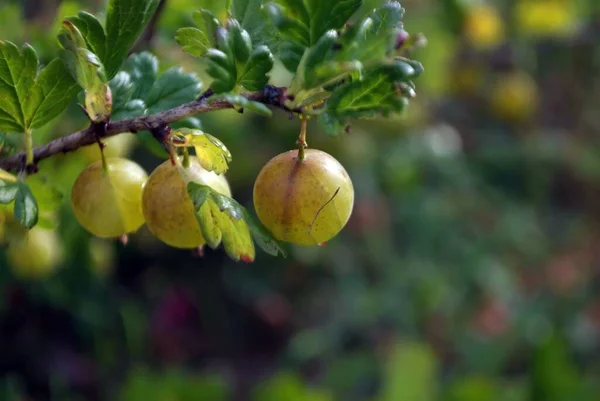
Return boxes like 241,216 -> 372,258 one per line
0,87 -> 289,172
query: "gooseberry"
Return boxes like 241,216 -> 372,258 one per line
253,148 -> 354,246
490,71 -> 538,122
71,157 -> 148,238
463,3 -> 505,50
142,157 -> 231,249
6,227 -> 63,279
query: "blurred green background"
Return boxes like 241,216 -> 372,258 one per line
2,0 -> 600,400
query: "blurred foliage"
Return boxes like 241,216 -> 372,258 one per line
2,0 -> 600,400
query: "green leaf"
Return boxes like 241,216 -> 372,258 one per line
238,46 -> 275,91
209,93 -> 272,117
263,3 -> 310,47
58,21 -> 112,122
317,59 -> 422,135
30,59 -> 82,129
124,52 -> 158,100
188,182 -> 255,262
278,41 -> 305,72
206,48 -> 237,93
327,62 -> 417,118
242,208 -> 287,257
371,1 -> 405,33
195,9 -> 221,44
265,0 -> 363,47
178,14 -> 273,93
0,41 -> 38,132
116,52 -> 202,119
305,0 -> 363,44
231,0 -> 273,44
109,71 -> 147,120
291,1 -> 406,94
104,0 -> 161,79
175,27 -> 212,57
0,41 -> 79,132
172,128 -> 232,174
112,99 -> 146,121
0,180 -> 19,204
58,21 -> 106,90
67,11 -> 107,62
226,19 -> 252,64
144,68 -> 202,114
12,182 -> 38,229
296,29 -> 338,89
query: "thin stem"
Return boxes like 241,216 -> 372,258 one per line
182,147 -> 190,168
167,144 -> 181,168
99,140 -> 109,173
297,116 -> 308,161
25,129 -> 33,167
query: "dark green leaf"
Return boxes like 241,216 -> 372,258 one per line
13,182 -> 38,229
206,49 -> 237,93
112,99 -> 146,121
278,41 -> 305,72
319,60 -> 419,135
267,0 -> 362,46
327,62 -> 415,117
117,52 -> 202,119
109,71 -> 135,112
227,19 -> 252,64
297,29 -> 338,89
238,46 -> 274,91
178,11 -> 273,93
145,68 -> 202,114
67,11 -> 107,62
0,41 -> 79,132
104,0 -> 161,79
264,3 -> 310,47
0,181 -> 19,204
318,111 -> 347,136
306,0 -> 363,43
242,209 -> 287,257
231,0 -> 273,44
124,52 -> 158,100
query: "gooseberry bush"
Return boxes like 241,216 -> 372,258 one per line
0,0 -> 423,265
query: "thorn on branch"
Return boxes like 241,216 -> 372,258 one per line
197,88 -> 215,102
150,125 -> 173,157
78,103 -> 91,120
264,85 -> 286,107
